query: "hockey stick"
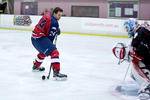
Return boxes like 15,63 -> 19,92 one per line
120,52 -> 142,82
115,62 -> 131,92
54,34 -> 58,46
42,34 -> 58,80
122,62 -> 131,83
47,65 -> 52,79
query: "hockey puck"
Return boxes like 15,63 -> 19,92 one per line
115,85 -> 122,92
42,75 -> 46,80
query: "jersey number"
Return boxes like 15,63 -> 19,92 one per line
39,20 -> 46,28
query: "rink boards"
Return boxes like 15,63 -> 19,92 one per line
0,14 -> 148,38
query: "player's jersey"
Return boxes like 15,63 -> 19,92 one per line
32,12 -> 59,42
131,26 -> 150,70
132,26 -> 150,48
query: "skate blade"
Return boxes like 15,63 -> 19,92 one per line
53,77 -> 67,81
32,70 -> 45,72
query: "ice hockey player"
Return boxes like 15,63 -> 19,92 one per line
31,7 -> 67,80
112,18 -> 150,100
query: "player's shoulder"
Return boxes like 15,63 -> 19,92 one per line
136,26 -> 146,33
43,12 -> 51,20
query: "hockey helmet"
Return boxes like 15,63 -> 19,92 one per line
124,18 -> 138,38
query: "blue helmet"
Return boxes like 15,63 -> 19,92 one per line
124,18 -> 138,38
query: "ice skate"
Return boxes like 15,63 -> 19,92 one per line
53,68 -> 67,81
138,84 -> 150,100
32,64 -> 45,72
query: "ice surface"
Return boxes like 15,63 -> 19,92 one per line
0,29 -> 137,100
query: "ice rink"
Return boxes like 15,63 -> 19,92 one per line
0,29 -> 138,100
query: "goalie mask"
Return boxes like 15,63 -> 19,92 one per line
112,43 -> 129,64
124,18 -> 138,38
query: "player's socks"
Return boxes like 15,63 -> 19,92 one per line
32,53 -> 46,72
50,49 -> 67,80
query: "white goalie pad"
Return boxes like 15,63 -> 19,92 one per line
131,61 -> 150,86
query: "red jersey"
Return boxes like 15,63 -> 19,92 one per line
32,12 -> 59,42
